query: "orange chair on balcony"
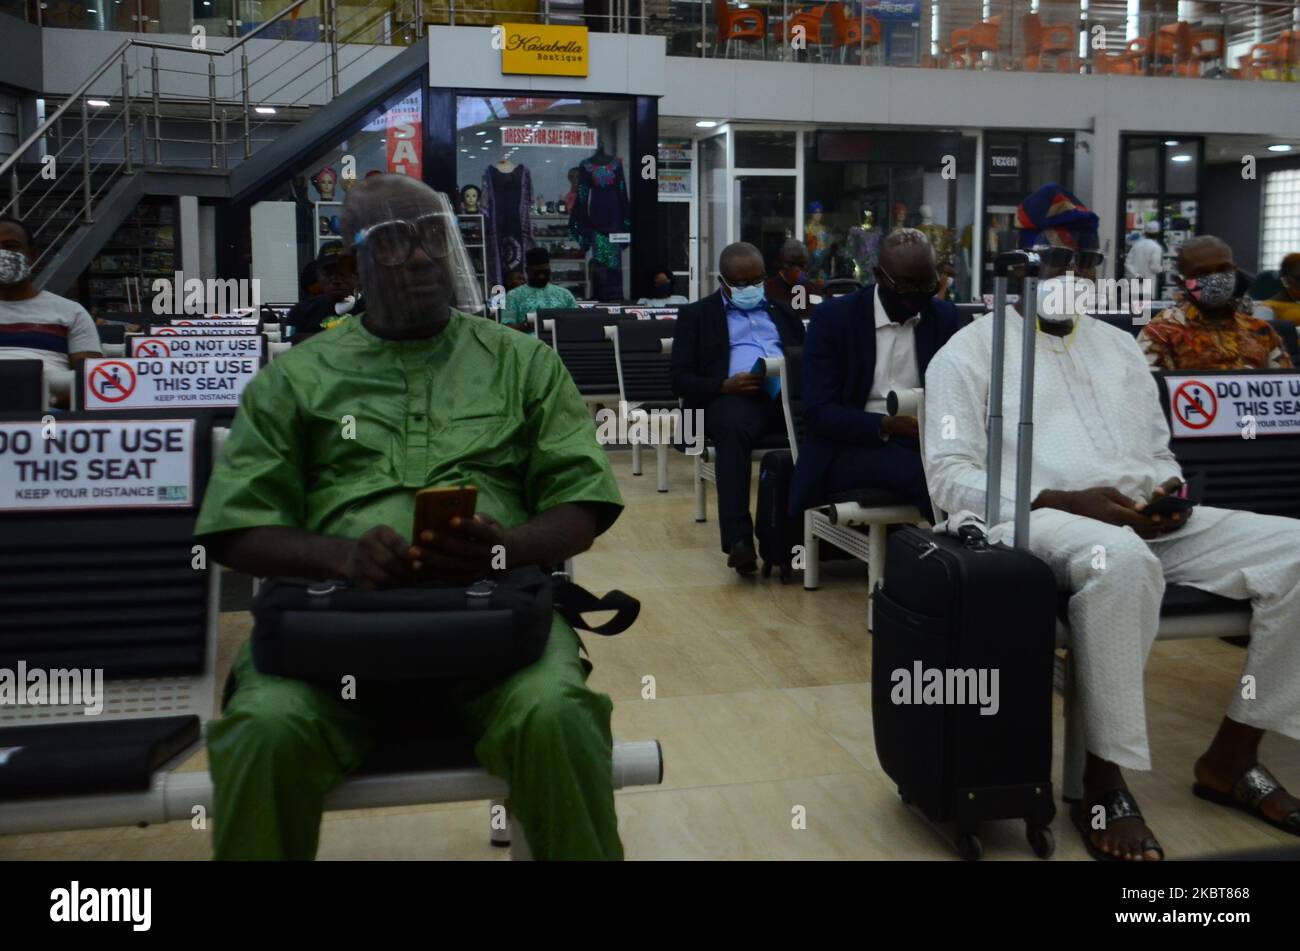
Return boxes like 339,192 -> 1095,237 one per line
945,14 -> 1003,69
777,4 -> 831,61
1148,21 -> 1194,76
827,2 -> 881,64
1182,28 -> 1224,76
714,0 -> 768,59
1023,12 -> 1077,72
1238,30 -> 1298,81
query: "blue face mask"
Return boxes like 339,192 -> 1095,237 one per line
726,281 -> 766,311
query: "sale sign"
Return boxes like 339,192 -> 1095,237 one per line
501,125 -> 597,149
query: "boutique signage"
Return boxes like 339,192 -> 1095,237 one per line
501,23 -> 589,78
501,125 -> 597,149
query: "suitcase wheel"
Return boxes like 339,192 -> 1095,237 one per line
957,831 -> 983,862
1027,824 -> 1055,860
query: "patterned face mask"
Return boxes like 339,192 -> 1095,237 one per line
1182,270 -> 1236,310
0,248 -> 32,285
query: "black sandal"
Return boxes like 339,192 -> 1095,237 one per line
1070,788 -> 1165,862
1193,763 -> 1300,838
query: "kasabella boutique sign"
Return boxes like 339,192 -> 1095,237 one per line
501,23 -> 589,77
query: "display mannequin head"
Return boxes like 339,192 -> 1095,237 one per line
892,203 -> 908,228
460,184 -> 480,214
919,204 -> 934,225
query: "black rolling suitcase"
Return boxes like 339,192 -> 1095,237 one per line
755,450 -> 800,582
870,251 -> 1058,861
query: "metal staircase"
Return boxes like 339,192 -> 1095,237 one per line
0,0 -> 428,295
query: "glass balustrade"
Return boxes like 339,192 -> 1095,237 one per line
13,0 -> 1298,83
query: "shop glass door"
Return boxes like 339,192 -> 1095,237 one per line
734,175 -> 797,271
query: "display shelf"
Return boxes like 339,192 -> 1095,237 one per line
79,197 -> 178,317
457,213 -> 489,301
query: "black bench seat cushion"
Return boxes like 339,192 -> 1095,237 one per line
0,714 -> 199,800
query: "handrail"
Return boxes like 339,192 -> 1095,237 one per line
0,0 -> 310,181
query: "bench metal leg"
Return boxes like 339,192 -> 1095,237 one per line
868,523 -> 887,626
1062,650 -> 1086,802
489,798 -> 510,847
656,443 -> 669,492
803,509 -> 820,590
631,440 -> 642,476
693,454 -> 707,522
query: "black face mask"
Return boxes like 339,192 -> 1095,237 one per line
528,271 -> 550,288
878,282 -> 929,322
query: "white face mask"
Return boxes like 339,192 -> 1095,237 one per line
1035,274 -> 1095,328
0,248 -> 32,286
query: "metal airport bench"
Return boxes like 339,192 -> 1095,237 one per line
0,409 -> 663,858
606,318 -> 678,491
531,309 -> 640,409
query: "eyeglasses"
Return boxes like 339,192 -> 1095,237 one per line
353,214 -> 450,266
1032,245 -> 1106,271
878,265 -> 939,297
723,277 -> 764,290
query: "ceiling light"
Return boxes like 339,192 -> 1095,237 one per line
476,130 -> 486,136
695,120 -> 718,129
1048,136 -> 1065,144
1163,139 -> 1179,146
255,106 -> 276,115
87,99 -> 109,108
1171,154 -> 1193,163
1268,143 -> 1294,153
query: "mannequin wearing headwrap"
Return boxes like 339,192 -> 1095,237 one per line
804,201 -> 829,279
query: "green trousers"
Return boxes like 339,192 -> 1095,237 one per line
206,617 -> 623,860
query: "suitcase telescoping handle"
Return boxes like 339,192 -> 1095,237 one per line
986,250 -> 1041,551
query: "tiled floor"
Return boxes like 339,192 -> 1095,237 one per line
3,448 -> 1298,860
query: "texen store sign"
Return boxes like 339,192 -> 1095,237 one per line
501,126 -> 597,149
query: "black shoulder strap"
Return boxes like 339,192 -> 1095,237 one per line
552,577 -> 639,637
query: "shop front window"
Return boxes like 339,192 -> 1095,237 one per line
803,128 -> 976,300
1120,135 -> 1204,296
455,95 -> 633,301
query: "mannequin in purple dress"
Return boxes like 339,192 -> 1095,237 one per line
481,157 -> 534,287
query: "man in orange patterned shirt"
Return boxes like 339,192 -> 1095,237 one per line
1138,236 -> 1292,371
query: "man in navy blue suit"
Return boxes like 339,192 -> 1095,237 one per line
790,229 -> 964,522
672,242 -> 806,574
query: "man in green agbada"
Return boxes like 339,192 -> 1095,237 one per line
195,175 -> 625,860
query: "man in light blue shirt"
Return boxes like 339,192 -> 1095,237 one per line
671,242 -> 806,574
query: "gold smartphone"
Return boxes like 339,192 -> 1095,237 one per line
412,485 -> 478,543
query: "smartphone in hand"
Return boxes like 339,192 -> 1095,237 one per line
1145,481 -> 1197,517
413,485 -> 478,543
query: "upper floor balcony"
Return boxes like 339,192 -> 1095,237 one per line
5,0 -> 1299,84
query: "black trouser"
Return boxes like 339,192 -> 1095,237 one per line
704,393 -> 787,552
821,437 -> 935,524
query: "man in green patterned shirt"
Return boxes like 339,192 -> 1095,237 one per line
195,176 -> 625,860
500,246 -> 578,329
